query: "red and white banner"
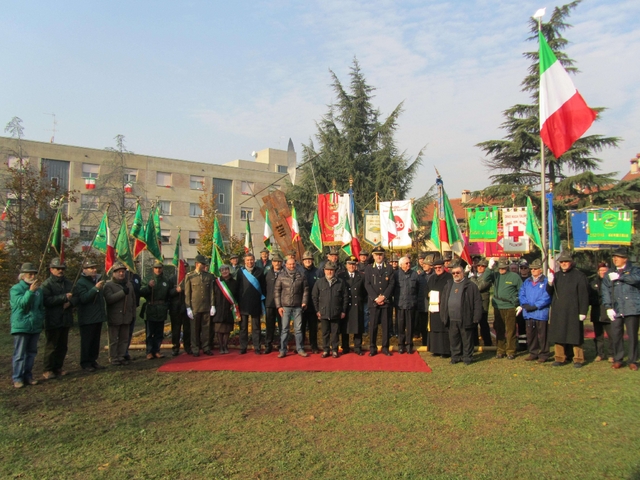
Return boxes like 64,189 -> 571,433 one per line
379,200 -> 412,249
502,208 -> 529,253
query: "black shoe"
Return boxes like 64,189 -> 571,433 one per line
383,350 -> 392,356
398,348 -> 405,354
311,348 -> 320,354
204,350 -> 213,356
450,359 -> 460,365
239,349 -> 247,355
172,350 -> 180,357
355,350 -> 363,356
573,362 -> 583,369
464,360 -> 472,366
342,349 -> 350,355
192,352 -> 200,357
552,361 -> 566,367
495,354 -> 505,359
369,351 -> 377,357
407,348 -> 414,355
254,349 -> 262,355
265,346 -> 273,354
332,352 -> 339,358
83,366 -> 96,373
322,352 -> 330,358
123,355 -> 132,361
507,355 -> 516,360
93,363 -> 106,370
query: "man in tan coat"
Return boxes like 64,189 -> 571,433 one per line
103,263 -> 137,365
184,254 -> 215,356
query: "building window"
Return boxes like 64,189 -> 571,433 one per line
190,175 -> 205,190
218,193 -> 225,205
124,197 -> 137,212
79,225 -> 95,241
188,231 -> 199,245
82,163 -> 99,179
277,165 -> 288,174
156,171 -> 172,187
7,156 -> 30,169
51,177 -> 60,188
240,208 -> 253,221
190,203 -> 203,217
80,194 -> 99,210
241,181 -> 254,195
158,200 -> 171,216
161,229 -> 171,244
124,169 -> 137,183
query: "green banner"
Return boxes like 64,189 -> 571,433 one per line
467,207 -> 498,242
587,210 -> 633,245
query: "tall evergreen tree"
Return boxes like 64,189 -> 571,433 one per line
288,59 -> 427,243
476,0 -> 620,204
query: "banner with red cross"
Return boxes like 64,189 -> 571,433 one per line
502,208 -> 530,253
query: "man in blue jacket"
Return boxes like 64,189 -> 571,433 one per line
10,262 -> 45,388
518,259 -> 552,363
601,248 -> 640,371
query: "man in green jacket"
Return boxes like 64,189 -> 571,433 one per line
41,258 -> 75,380
73,260 -> 107,372
479,258 -> 522,359
10,262 -> 45,388
140,260 -> 176,359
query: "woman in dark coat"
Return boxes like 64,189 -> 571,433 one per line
211,265 -> 238,354
426,260 -> 453,356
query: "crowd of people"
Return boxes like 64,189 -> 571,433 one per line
9,245 -> 639,388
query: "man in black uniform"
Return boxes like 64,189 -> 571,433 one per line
364,246 -> 395,356
301,251 -> 321,353
339,256 -> 366,354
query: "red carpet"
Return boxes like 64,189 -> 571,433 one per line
158,349 -> 431,373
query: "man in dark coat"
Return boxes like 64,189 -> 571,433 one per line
169,269 -> 191,356
140,260 -> 176,359
546,250 -> 590,368
394,256 -> 419,354
416,257 -> 434,347
340,256 -> 366,355
73,260 -> 107,372
364,246 -> 396,356
312,261 -> 348,358
588,262 -> 613,362
184,255 -> 215,356
426,260 -> 453,357
275,257 -> 310,357
211,265 -> 238,354
124,266 -> 141,361
256,248 -> 272,271
441,263 -> 483,365
601,248 -> 640,370
264,253 -> 284,354
41,258 -> 75,379
467,258 -> 492,347
357,250 -> 371,331
301,251 -> 321,353
236,253 -> 266,354
104,263 -> 137,365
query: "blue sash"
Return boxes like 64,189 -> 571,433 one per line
242,267 -> 266,314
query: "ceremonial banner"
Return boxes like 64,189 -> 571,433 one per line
570,211 -> 618,250
467,207 -> 498,242
363,210 -> 381,247
318,192 -> 351,245
380,200 -> 412,249
587,210 -> 633,245
463,228 -> 516,259
502,208 -> 529,253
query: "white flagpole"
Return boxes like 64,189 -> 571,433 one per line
534,7 -> 548,273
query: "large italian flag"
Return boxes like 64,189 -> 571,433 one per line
539,31 -> 597,159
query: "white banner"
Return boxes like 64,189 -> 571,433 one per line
502,208 -> 530,253
379,200 -> 413,249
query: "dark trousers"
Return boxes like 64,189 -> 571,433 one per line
170,309 -> 191,353
369,306 -> 390,352
611,315 -> 639,364
80,322 -> 103,368
417,311 -> 429,346
494,308 -> 517,356
301,309 -> 319,350
190,312 -> 211,354
340,331 -> 362,352
593,319 -> 613,359
43,326 -> 70,372
146,320 -> 165,354
516,311 -> 528,351
265,307 -> 282,348
389,307 -> 398,336
397,309 -> 414,349
474,310 -> 492,346
125,318 -> 136,357
448,321 -> 475,362
321,318 -> 340,353
526,319 -> 549,360
240,314 -> 261,351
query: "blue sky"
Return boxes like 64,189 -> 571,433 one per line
2,0 -> 639,199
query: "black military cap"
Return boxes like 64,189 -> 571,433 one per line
371,246 -> 385,254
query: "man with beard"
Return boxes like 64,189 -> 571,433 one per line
441,263 -> 483,365
264,253 -> 284,354
340,256 -> 366,355
601,248 -> 640,370
301,251 -> 321,354
104,263 -> 137,365
236,253 -> 266,354
313,261 -> 348,358
275,257 -> 310,357
10,262 -> 45,388
73,260 -> 107,372
365,246 -> 395,356
41,258 -> 75,380
212,265 -> 238,354
426,260 -> 453,357
547,251 -> 590,368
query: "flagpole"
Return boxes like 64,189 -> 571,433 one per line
37,200 -> 65,277
535,9 -> 548,274
71,203 -> 112,289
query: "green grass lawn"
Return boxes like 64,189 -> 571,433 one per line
2,312 -> 640,479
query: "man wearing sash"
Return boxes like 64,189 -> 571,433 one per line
212,265 -> 239,354
236,253 -> 266,354
184,255 -> 215,357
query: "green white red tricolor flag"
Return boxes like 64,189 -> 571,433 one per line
172,229 -> 187,284
539,31 -> 597,158
287,204 -> 300,243
92,211 -> 116,273
263,209 -> 274,251
386,204 -> 398,244
244,217 -> 252,253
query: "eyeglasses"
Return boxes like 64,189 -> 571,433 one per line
452,271 -> 463,275
520,266 -> 529,269
434,266 -> 444,269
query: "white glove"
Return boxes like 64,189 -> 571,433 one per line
464,264 -> 471,273
579,314 -> 586,322
468,272 -> 476,278
516,306 -> 523,316
607,309 -> 616,322
210,306 -> 216,316
547,271 -> 554,285
608,272 -> 620,282
488,258 -> 496,269
187,307 -> 194,320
